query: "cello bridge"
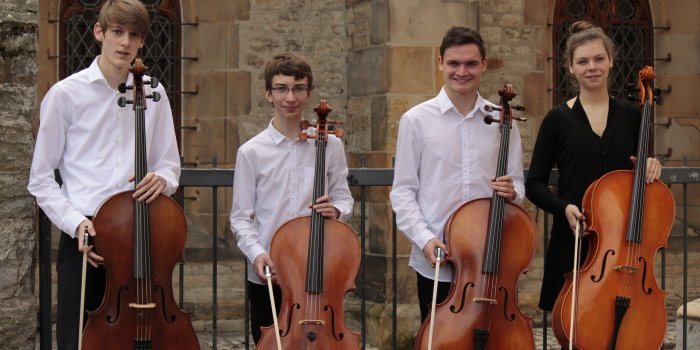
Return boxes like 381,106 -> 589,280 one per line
128,303 -> 156,309
299,320 -> 325,325
613,265 -> 638,274
473,297 -> 497,305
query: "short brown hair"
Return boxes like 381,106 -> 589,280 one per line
264,52 -> 314,91
440,26 -> 486,60
98,0 -> 150,39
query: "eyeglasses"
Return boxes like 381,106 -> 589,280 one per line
270,86 -> 310,95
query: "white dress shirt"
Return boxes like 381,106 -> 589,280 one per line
230,121 -> 354,284
28,57 -> 181,237
390,87 -> 525,282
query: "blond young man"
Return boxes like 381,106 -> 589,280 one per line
28,1 -> 180,348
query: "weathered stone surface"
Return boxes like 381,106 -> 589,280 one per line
388,0 -> 478,45
0,1 -> 37,348
348,46 -> 387,96
387,46 -> 434,94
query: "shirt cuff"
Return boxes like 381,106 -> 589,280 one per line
63,212 -> 88,238
247,246 -> 267,266
413,229 -> 437,252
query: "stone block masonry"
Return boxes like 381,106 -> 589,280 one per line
0,0 -> 39,349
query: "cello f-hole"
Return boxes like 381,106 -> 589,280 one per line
498,286 -> 516,321
324,304 -> 344,340
449,281 -> 474,313
280,303 -> 301,337
106,285 -> 128,324
590,249 -> 615,282
639,256 -> 652,294
154,285 -> 177,322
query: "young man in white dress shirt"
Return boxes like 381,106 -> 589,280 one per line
27,1 -> 180,348
389,26 -> 525,321
229,52 -> 353,344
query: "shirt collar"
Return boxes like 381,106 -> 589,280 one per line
87,56 -> 134,87
267,118 -> 317,146
266,120 -> 287,146
436,87 -> 490,118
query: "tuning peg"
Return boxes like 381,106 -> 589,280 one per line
117,97 -> 132,107
118,83 -> 133,94
330,128 -> 344,138
146,77 -> 159,88
300,120 -> 313,129
653,94 -> 663,105
513,116 -> 528,122
512,105 -> 525,111
485,105 -> 502,112
299,132 -> 316,141
148,91 -> 161,102
484,115 -> 498,125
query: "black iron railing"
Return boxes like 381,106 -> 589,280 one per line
38,165 -> 700,350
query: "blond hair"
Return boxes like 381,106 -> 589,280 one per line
98,0 -> 150,39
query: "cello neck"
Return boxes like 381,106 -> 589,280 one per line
626,66 -> 656,244
483,84 -> 522,274
302,100 -> 343,293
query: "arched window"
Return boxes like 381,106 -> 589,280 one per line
58,0 -> 183,144
552,0 -> 655,104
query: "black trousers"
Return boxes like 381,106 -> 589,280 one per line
56,232 -> 105,350
416,272 -> 451,323
248,280 -> 281,344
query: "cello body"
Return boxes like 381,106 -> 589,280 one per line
83,192 -> 200,349
552,170 -> 673,349
258,217 -> 361,350
414,199 -> 536,350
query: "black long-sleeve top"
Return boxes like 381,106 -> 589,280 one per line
525,96 -> 641,310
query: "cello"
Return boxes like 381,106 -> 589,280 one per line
414,84 -> 536,350
81,59 -> 200,349
552,66 -> 674,349
257,101 -> 362,349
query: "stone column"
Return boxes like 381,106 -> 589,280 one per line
0,0 -> 39,348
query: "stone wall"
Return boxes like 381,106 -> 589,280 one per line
0,0 -> 38,348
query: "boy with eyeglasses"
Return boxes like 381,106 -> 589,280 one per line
229,52 -> 353,344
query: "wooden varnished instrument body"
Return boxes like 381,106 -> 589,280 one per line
82,59 -> 199,349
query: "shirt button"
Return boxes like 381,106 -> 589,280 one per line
116,162 -> 120,166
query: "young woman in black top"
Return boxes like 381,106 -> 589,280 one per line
525,21 -> 662,311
